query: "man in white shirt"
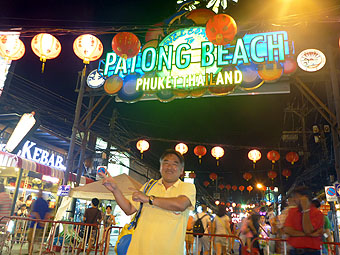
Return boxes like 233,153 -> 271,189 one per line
195,204 -> 211,255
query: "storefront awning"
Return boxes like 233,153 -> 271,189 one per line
0,151 -> 64,179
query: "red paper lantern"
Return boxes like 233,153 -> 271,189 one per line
267,150 -> 280,163
189,172 -> 196,178
205,14 -> 237,45
226,202 -> 231,207
232,185 -> 237,191
112,32 -> 141,59
283,57 -> 297,75
243,172 -> 252,181
247,185 -> 253,193
282,169 -> 291,179
203,180 -> 210,187
239,185 -> 245,192
268,170 -> 278,180
209,172 -> 218,181
218,184 -> 225,190
194,145 -> 207,164
187,8 -> 215,25
286,152 -> 299,164
226,184 -> 231,191
270,186 -> 275,191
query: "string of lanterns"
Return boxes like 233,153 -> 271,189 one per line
136,140 -> 300,166
0,31 -> 140,72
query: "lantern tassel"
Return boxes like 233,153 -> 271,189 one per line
41,62 -> 45,73
217,160 -> 219,166
199,158 -> 202,164
141,153 -> 144,159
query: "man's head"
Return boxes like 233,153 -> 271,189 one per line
106,205 -> 112,213
92,198 -> 99,207
19,196 -> 24,202
311,199 -> 321,208
159,149 -> 184,184
290,186 -> 312,207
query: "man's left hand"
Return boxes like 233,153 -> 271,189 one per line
129,188 -> 149,203
299,196 -> 310,211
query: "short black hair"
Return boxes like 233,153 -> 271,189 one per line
291,186 -> 313,201
92,198 -> 99,207
311,199 -> 321,208
216,205 -> 226,217
160,149 -> 184,167
106,205 -> 112,210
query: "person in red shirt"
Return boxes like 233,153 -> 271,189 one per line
284,186 -> 324,255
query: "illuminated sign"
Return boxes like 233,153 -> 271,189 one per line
297,49 -> 326,72
0,140 -> 66,170
87,69 -> 105,88
100,28 -> 294,102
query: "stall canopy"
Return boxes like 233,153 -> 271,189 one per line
69,173 -> 143,200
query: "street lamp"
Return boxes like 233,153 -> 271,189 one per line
5,112 -> 38,153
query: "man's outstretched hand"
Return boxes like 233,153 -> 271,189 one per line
99,172 -> 118,193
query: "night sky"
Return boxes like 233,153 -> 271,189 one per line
1,0 -> 340,202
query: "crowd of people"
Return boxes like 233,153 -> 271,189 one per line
0,149 -> 337,255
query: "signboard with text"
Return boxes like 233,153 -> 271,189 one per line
98,28 -> 295,103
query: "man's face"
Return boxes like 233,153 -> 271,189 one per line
160,154 -> 184,183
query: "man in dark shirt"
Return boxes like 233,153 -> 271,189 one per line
28,190 -> 51,254
81,198 -> 102,255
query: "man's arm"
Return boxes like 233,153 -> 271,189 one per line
284,226 -> 306,237
101,175 -> 137,215
151,195 -> 192,212
300,197 -> 317,234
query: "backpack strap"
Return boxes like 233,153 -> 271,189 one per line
130,179 -> 157,229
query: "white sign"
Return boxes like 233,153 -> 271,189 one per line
297,49 -> 326,72
57,185 -> 70,196
325,186 -> 337,202
87,69 -> 105,88
1,140 -> 66,170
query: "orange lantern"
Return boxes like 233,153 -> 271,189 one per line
203,180 -> 210,187
187,8 -> 215,26
258,63 -> 283,82
218,184 -> 225,190
189,172 -> 196,178
243,172 -> 252,181
136,140 -> 149,159
283,57 -> 297,75
112,32 -> 141,59
226,202 -> 231,207
226,184 -> 231,191
206,14 -> 237,46
286,152 -> 299,164
239,185 -> 245,192
73,34 -> 103,64
267,150 -> 280,163
194,145 -> 207,164
31,33 -> 61,73
211,146 -> 224,166
0,34 -> 25,61
232,185 -> 237,191
209,172 -> 218,181
268,170 -> 278,180
247,185 -> 253,193
282,169 -> 291,179
104,76 -> 123,94
175,143 -> 188,155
